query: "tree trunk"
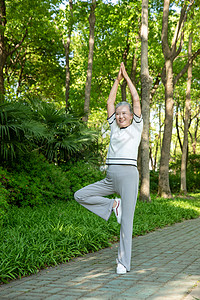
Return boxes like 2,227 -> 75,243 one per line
193,117 -> 199,154
154,135 -> 159,170
83,0 -> 96,122
130,37 -> 139,87
158,59 -> 174,198
17,51 -> 27,96
189,102 -> 199,154
0,0 -> 6,103
121,36 -> 130,101
63,0 -> 73,110
175,102 -> 183,151
121,80 -> 127,101
149,142 -> 154,170
158,102 -> 162,164
180,33 -> 192,194
158,0 -> 190,198
139,0 -> 151,202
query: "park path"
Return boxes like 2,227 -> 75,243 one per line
0,217 -> 200,300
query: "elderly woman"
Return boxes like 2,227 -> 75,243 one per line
74,62 -> 143,274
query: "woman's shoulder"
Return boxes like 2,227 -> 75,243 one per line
107,112 -> 116,126
133,113 -> 143,124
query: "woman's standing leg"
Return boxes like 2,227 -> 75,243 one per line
110,165 -> 139,272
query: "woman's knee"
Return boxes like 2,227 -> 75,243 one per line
74,190 -> 80,202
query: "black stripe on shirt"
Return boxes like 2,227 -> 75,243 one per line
107,158 -> 137,162
106,163 -> 137,167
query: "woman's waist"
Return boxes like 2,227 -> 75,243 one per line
106,157 -> 138,167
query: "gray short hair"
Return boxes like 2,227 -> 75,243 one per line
115,101 -> 133,113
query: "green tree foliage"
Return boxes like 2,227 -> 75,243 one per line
0,0 -> 199,196
4,0 -> 65,102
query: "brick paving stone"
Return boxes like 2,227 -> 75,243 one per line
0,292 -> 25,299
43,296 -> 66,300
46,296 -> 75,300
14,296 -> 45,300
120,284 -> 148,297
58,290 -> 87,297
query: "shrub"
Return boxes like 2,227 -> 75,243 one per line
0,153 -> 71,207
150,154 -> 200,193
0,181 -> 9,227
150,170 -> 159,193
169,154 -> 200,192
61,160 -> 106,195
169,173 -> 180,193
0,154 -> 105,209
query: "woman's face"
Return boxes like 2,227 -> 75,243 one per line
115,105 -> 133,128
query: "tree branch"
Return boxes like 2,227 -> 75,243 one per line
8,17 -> 32,57
173,48 -> 200,85
173,29 -> 184,59
172,0 -> 194,58
150,74 -> 161,102
171,3 -> 187,53
161,0 -> 171,58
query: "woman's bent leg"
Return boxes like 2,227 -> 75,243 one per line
74,177 -> 115,221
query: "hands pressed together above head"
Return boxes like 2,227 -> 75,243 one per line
117,62 -> 129,82
107,62 -> 141,118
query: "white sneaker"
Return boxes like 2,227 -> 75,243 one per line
113,198 -> 122,224
116,262 -> 127,274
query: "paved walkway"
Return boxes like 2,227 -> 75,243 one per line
0,218 -> 200,300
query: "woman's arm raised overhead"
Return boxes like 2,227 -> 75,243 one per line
107,65 -> 123,118
121,62 -> 141,117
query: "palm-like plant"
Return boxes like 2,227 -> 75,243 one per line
0,98 -> 98,163
0,101 -> 47,161
28,98 -> 98,162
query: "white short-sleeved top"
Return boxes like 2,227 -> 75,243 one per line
106,113 -> 143,167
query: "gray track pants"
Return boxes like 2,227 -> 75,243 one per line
74,165 -> 139,271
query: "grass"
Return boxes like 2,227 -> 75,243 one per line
133,193 -> 200,235
0,192 -> 200,284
